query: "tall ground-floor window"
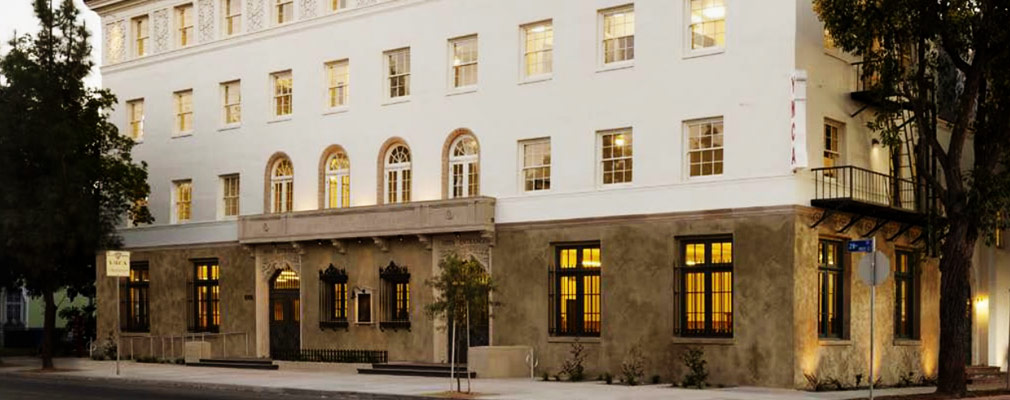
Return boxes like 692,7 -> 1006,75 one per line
189,260 -> 220,332
676,237 -> 733,337
123,262 -> 150,332
379,261 -> 410,329
818,239 -> 845,338
549,243 -> 602,337
319,264 -> 349,329
895,250 -> 918,339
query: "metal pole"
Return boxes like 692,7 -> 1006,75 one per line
869,240 -> 876,400
466,302 -> 471,393
116,276 -> 121,376
1006,288 -> 1009,390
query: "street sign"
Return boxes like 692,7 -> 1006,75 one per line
848,239 -> 874,253
858,250 -> 890,286
106,250 -> 130,277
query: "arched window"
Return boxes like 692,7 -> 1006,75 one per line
384,145 -> 411,204
271,158 -> 294,213
448,135 -> 479,198
325,152 -> 350,209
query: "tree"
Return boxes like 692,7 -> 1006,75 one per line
814,0 -> 1010,396
425,253 -> 498,393
0,0 -> 152,369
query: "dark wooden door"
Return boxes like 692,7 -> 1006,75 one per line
447,297 -> 490,364
269,289 -> 300,358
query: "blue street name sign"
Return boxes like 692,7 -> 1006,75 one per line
848,239 -> 874,253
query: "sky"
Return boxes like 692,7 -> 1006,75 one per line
0,0 -> 103,87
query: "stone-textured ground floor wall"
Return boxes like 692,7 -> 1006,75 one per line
793,209 -> 940,388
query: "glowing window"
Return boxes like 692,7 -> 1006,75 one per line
678,238 -> 733,337
601,5 -> 634,64
522,21 -> 553,78
688,0 -> 725,50
549,244 -> 602,337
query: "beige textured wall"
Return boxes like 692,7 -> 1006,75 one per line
491,206 -> 799,387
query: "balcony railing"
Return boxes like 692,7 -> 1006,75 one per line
852,61 -> 881,93
812,166 -> 921,212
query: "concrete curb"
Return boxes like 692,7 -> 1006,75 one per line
0,368 -> 441,399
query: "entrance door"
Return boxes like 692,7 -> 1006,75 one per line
269,268 -> 300,359
448,295 -> 490,364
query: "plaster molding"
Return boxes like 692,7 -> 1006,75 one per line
417,235 -> 431,251
299,0 -> 318,19
104,20 -> 126,64
372,237 -> 388,252
152,8 -> 169,53
330,239 -> 346,254
259,246 -> 301,279
247,0 -> 265,32
198,0 -> 216,43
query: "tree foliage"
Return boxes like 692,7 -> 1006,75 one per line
0,0 -> 152,369
815,0 -> 1010,396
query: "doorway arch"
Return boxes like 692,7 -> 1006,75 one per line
269,267 -> 300,358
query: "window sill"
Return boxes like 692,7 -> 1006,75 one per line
671,336 -> 735,346
683,47 -> 725,59
172,132 -> 193,139
521,188 -> 554,196
686,173 -> 725,182
446,87 -> 478,97
819,339 -> 852,346
218,124 -> 241,132
217,215 -> 238,222
893,339 -> 921,346
268,116 -> 292,124
519,75 -> 553,85
596,62 -> 634,73
320,320 -> 349,330
323,106 -> 349,116
597,182 -> 633,190
382,96 -> 411,106
548,336 -> 601,344
133,138 -> 144,144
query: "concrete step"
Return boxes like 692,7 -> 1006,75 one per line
187,359 -> 279,370
359,363 -> 475,378
199,358 -> 275,365
371,362 -> 469,372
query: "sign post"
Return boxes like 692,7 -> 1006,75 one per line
852,239 -> 890,400
106,250 -> 130,376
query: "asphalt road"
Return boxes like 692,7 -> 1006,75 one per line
0,373 -> 422,400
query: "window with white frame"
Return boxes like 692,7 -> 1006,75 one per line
601,5 -> 634,64
331,0 -> 345,12
449,35 -> 478,89
221,174 -> 240,218
384,145 -> 411,204
449,135 -> 479,198
127,99 -> 144,141
522,21 -> 553,78
174,90 -> 193,135
271,158 -> 294,213
221,80 -> 241,125
222,0 -> 242,36
173,180 -> 192,223
823,119 -> 842,169
521,138 -> 551,192
275,0 -> 293,25
272,71 -> 292,117
325,151 -> 350,209
599,129 -> 633,185
686,118 -> 724,177
133,15 -> 149,57
175,4 -> 194,47
325,60 -> 349,108
688,0 -> 725,51
384,48 -> 410,99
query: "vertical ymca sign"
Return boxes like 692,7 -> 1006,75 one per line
105,250 -> 130,376
791,70 -> 809,171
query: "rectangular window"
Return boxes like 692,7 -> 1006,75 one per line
193,261 -> 220,333
123,262 -> 150,332
379,264 -> 410,329
385,48 -> 410,99
677,237 -> 733,337
325,60 -> 349,108
175,4 -> 194,47
275,0 -> 293,25
133,15 -> 149,57
223,0 -> 242,36
272,71 -> 292,117
601,5 -> 634,64
174,89 -> 193,134
127,99 -> 144,140
449,35 -> 478,89
319,267 -> 349,328
522,21 -> 553,78
221,80 -> 241,124
599,128 -> 633,185
173,180 -> 192,223
818,239 -> 845,338
331,0 -> 345,12
824,119 -> 842,170
686,117 -> 724,177
521,138 -> 551,192
688,0 -> 725,51
221,174 -> 240,218
895,250 -> 918,339
548,244 -> 602,337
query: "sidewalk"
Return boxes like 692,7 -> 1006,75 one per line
0,357 -> 938,400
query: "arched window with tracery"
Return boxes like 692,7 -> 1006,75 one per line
271,158 -> 294,213
325,152 -> 350,209
384,145 -> 411,204
448,135 -> 479,198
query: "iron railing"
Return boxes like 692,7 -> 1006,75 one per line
272,348 -> 387,363
116,331 -> 251,361
813,166 -> 922,212
852,61 -> 881,93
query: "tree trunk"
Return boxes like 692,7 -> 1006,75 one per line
41,288 -> 56,370
936,219 -> 976,397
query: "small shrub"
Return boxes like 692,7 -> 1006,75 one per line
651,375 -> 661,384
920,374 -> 937,386
541,371 -> 550,381
855,374 -> 863,387
603,372 -> 613,385
803,373 -> 844,391
552,374 -> 561,382
559,341 -> 586,382
680,347 -> 708,389
620,345 -> 645,386
897,371 -> 916,388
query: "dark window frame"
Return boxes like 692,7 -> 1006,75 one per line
676,236 -> 734,338
818,239 -> 846,339
123,262 -> 150,333
379,261 -> 410,330
192,259 -> 220,333
894,249 -> 919,339
548,242 -> 602,337
319,264 -> 349,330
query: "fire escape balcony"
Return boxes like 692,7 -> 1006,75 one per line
811,166 -> 928,228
